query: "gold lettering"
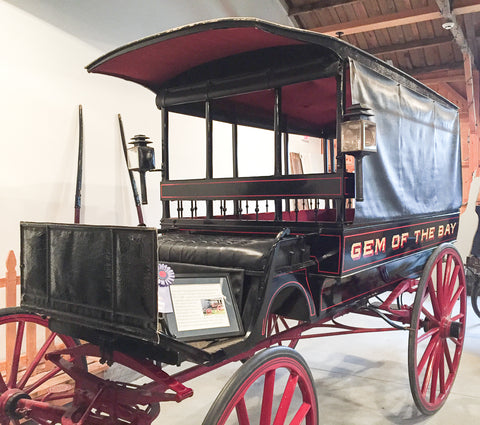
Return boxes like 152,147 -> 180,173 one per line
351,242 -> 362,261
364,240 -> 374,257
375,237 -> 386,254
438,225 -> 444,238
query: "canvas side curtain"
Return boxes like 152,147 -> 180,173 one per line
349,60 -> 462,223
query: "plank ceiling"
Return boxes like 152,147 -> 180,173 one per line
284,0 -> 480,204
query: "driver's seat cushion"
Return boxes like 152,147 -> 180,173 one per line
157,232 -> 275,272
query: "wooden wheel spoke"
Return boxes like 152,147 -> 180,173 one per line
421,339 -> 440,397
429,341 -> 443,403
439,342 -> 446,395
7,320 -> 26,388
448,336 -> 463,347
447,264 -> 461,298
289,402 -> 311,425
441,257 -> 453,312
426,279 -> 441,320
0,372 -> 7,392
443,338 -> 453,373
24,365 -> 63,395
267,315 -> 300,349
436,261 -> 444,314
235,397 -> 251,425
17,331 -> 57,389
446,286 -> 464,317
268,316 -> 275,335
420,306 -> 439,326
279,316 -> 290,330
273,373 -> 299,425
260,370 -> 276,425
418,333 -> 440,374
417,326 -> 439,344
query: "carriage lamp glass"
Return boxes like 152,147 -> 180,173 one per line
340,104 -> 376,153
127,134 -> 156,204
127,134 -> 156,172
341,120 -> 376,152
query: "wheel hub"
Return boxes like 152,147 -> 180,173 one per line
442,319 -> 461,339
0,388 -> 31,420
422,317 -> 462,339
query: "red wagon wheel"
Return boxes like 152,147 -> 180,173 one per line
203,347 -> 318,425
0,307 -> 83,425
408,244 -> 467,415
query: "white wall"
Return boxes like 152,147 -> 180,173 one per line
0,0 -> 293,269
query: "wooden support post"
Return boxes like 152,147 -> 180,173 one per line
464,53 -> 478,136
205,100 -> 214,219
274,88 -> 283,222
232,123 -> 240,216
161,107 -> 170,219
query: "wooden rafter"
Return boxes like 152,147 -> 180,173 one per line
310,0 -> 480,36
311,5 -> 440,36
414,68 -> 466,85
407,62 -> 464,76
437,83 -> 468,110
368,36 -> 452,56
288,0 -> 359,17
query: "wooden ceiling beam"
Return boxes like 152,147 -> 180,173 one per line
311,6 -> 440,36
310,0 -> 480,36
453,3 -> 480,15
288,0 -> 359,17
437,83 -> 468,110
414,68 -> 466,85
368,36 -> 452,56
407,62 -> 464,77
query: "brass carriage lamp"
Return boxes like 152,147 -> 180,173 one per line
127,134 -> 156,204
340,104 -> 376,202
341,104 -> 376,153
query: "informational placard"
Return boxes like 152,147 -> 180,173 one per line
164,275 -> 243,341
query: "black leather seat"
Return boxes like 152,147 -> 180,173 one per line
157,232 -> 276,272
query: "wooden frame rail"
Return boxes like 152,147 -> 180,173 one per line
161,173 -> 355,200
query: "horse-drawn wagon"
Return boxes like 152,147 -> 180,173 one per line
0,19 -> 465,424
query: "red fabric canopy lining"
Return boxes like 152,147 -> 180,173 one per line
90,27 -> 304,91
216,79 -> 339,132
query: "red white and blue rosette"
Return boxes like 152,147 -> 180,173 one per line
158,263 -> 175,287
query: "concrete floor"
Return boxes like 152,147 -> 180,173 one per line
153,298 -> 480,424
